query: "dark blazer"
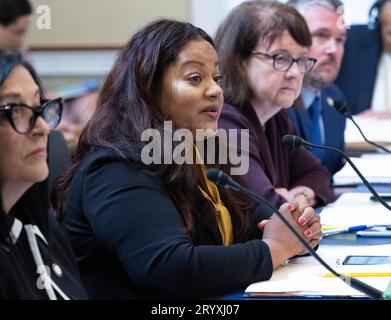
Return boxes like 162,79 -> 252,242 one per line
287,84 -> 347,176
335,24 -> 382,115
218,103 -> 333,209
60,149 -> 274,299
0,182 -> 87,300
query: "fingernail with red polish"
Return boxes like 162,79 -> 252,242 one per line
287,204 -> 293,211
305,230 -> 312,237
299,218 -> 306,225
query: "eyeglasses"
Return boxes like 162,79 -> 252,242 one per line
0,98 -> 63,134
251,51 -> 317,74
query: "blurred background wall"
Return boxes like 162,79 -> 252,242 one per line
27,0 -> 189,49
23,0 -> 377,91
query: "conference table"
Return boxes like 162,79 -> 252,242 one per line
223,183 -> 391,300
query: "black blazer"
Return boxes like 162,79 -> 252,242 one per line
0,183 -> 87,300
335,24 -> 382,115
61,149 -> 274,299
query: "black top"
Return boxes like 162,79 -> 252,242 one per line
61,149 -> 274,299
0,182 -> 87,300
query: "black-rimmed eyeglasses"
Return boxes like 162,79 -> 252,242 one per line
0,98 -> 63,134
251,51 -> 317,74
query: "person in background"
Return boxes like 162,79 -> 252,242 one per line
216,0 -> 334,210
0,0 -> 97,151
0,0 -> 71,184
0,52 -> 87,299
287,0 -> 347,176
52,19 -> 321,299
0,0 -> 32,55
336,0 -> 391,117
57,90 -> 99,153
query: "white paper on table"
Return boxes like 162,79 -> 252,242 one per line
344,116 -> 391,144
333,157 -> 391,185
320,193 -> 391,226
245,245 -> 391,297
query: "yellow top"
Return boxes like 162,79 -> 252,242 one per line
195,146 -> 233,246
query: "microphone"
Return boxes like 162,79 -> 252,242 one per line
282,134 -> 391,211
333,100 -> 391,154
207,168 -> 384,300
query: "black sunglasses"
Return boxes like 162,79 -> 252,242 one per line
0,98 -> 63,134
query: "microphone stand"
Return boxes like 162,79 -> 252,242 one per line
207,168 -> 384,300
333,101 -> 391,154
282,135 -> 391,211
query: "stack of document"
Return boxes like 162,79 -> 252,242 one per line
333,155 -> 391,186
245,245 -> 391,298
344,116 -> 391,146
320,193 -> 391,226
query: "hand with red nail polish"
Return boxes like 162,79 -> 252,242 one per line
286,186 -> 316,210
296,207 -> 322,255
305,230 -> 312,238
262,202 -> 309,268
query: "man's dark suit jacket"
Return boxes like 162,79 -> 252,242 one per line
60,149 -> 274,299
287,84 -> 346,176
335,24 -> 382,115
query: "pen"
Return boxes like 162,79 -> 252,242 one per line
323,272 -> 391,278
323,225 -> 374,236
357,230 -> 391,238
321,225 -> 349,231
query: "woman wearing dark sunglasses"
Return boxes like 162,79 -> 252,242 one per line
0,52 -> 87,299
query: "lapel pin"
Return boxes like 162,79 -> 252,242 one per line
52,263 -> 63,277
326,97 -> 334,107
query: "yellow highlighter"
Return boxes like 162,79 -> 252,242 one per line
321,225 -> 349,231
323,272 -> 391,278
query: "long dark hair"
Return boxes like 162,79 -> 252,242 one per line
215,0 -> 312,109
52,19 -> 253,241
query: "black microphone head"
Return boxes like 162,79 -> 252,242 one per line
282,135 -> 304,148
206,168 -> 228,187
333,100 -> 352,118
